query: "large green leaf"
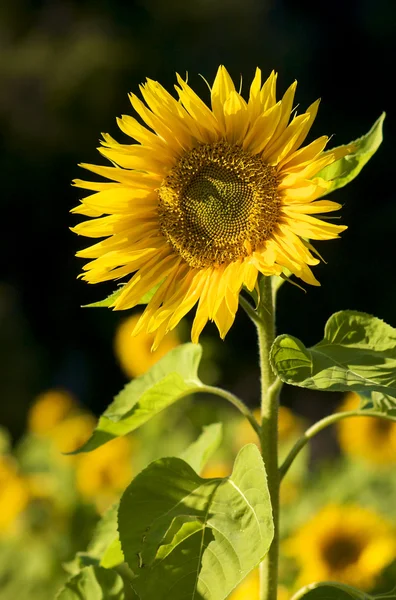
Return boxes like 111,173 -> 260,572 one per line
317,113 -> 385,193
56,566 -> 124,600
118,444 -> 273,600
72,344 -> 203,453
179,423 -> 223,474
83,282 -> 162,308
270,311 -> 396,402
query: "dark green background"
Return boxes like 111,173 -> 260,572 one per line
1,0 -> 394,444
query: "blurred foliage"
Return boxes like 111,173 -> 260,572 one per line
1,387 -> 396,599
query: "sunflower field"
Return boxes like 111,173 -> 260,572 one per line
1,1 -> 395,599
1,316 -> 396,598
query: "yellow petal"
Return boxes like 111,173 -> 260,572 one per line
81,188 -> 157,214
211,65 -> 236,129
243,102 -> 282,154
281,178 -> 329,203
77,163 -> 162,187
214,298 -> 236,339
224,91 -> 249,144
283,200 -> 342,215
263,113 -> 310,164
260,70 -> 278,112
284,214 -> 347,240
280,135 -> 329,171
271,80 -> 297,141
114,252 -> 177,310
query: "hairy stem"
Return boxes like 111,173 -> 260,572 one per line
257,276 -> 282,600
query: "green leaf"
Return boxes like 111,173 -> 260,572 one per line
87,505 -> 119,559
83,282 -> 162,308
101,539 -> 125,570
179,423 -> 223,474
56,566 -> 124,600
86,504 -> 125,569
270,310 -> 396,402
293,582 -> 372,600
358,391 -> 396,421
71,344 -> 203,453
83,286 -> 126,308
118,444 -> 273,600
317,113 -> 385,193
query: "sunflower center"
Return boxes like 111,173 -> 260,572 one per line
158,141 -> 280,268
372,418 -> 392,437
322,535 -> 362,570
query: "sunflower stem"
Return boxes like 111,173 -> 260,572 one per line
257,276 -> 281,600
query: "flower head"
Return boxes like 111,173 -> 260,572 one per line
52,413 -> 96,455
0,456 -> 29,534
284,504 -> 396,589
28,389 -> 77,436
337,392 -> 396,465
73,67 -> 349,346
75,436 -> 134,512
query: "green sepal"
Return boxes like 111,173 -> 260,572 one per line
317,113 -> 385,193
69,344 -> 203,453
55,566 -> 124,600
270,310 -> 396,407
83,282 -> 162,308
118,444 -> 273,600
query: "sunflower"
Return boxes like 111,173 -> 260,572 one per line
227,567 -> 290,600
337,392 -> 396,465
72,66 -> 350,346
0,456 -> 30,533
75,436 -> 134,513
284,504 -> 396,590
27,388 -> 77,436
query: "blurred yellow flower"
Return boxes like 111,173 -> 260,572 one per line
229,567 -> 259,599
28,388 -> 77,436
284,504 -> 396,590
338,392 -> 396,465
0,456 -> 29,534
278,406 -> 301,442
52,414 -> 96,455
234,406 -> 301,451
280,480 -> 300,506
114,312 -> 181,378
201,461 -> 232,479
75,436 -> 134,512
277,586 -> 290,600
228,568 -> 289,599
